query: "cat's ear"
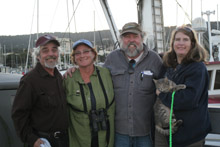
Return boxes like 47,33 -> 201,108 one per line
153,79 -> 157,84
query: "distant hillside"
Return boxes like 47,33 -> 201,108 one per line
2,22 -> 218,53
0,30 -> 114,53
0,22 -> 218,68
0,30 -> 115,68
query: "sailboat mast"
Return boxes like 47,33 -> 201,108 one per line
201,0 -> 203,18
191,0 -> 193,23
217,5 -> 219,30
25,0 -> 37,72
202,10 -> 215,61
4,45 -> 6,67
94,11 -> 96,48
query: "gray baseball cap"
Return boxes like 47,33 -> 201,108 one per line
120,22 -> 142,36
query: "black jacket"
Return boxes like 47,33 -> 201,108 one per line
11,63 -> 69,146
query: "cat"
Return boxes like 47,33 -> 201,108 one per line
153,77 -> 186,136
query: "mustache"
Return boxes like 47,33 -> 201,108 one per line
46,56 -> 57,60
127,42 -> 137,48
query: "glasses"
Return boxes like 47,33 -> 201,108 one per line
74,49 -> 92,56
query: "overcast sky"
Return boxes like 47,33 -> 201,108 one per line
0,0 -> 219,36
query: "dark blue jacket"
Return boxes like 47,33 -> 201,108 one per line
159,61 -> 211,146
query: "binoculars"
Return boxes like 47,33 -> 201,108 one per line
89,108 -> 108,132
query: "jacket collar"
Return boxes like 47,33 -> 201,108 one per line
35,62 -> 59,78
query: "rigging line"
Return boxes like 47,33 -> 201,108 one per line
72,0 -> 77,33
61,0 -> 81,41
92,0 -> 104,30
48,0 -> 60,32
92,0 -> 114,52
175,0 -> 192,23
26,0 -> 37,71
182,0 -> 190,24
102,0 -> 120,48
66,0 -> 71,33
66,0 -> 72,66
91,0 -> 111,56
176,2 -> 178,26
91,0 -> 114,47
66,0 -> 71,40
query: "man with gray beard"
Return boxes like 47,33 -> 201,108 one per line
12,35 -> 69,147
104,22 -> 163,147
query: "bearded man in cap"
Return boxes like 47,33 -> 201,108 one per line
12,35 -> 69,147
103,22 -> 163,147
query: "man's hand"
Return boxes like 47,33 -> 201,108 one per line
33,138 -> 44,147
63,67 -> 76,79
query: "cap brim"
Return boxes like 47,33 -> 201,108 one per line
120,30 -> 141,36
36,40 -> 60,47
73,43 -> 93,50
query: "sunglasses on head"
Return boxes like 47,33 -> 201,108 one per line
176,26 -> 192,33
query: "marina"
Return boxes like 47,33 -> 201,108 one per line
0,0 -> 220,146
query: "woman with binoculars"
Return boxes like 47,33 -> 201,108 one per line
63,39 -> 115,147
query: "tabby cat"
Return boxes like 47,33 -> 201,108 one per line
153,77 -> 185,136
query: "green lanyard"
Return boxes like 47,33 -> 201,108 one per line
169,91 -> 176,147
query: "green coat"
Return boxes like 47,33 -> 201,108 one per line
63,66 -> 115,147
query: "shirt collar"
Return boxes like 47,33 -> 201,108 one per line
74,65 -> 98,84
128,51 -> 144,63
36,62 -> 59,77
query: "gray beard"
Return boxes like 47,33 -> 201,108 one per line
121,41 -> 144,57
44,61 -> 58,69
43,56 -> 58,69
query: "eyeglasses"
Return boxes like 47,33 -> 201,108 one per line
74,49 -> 92,56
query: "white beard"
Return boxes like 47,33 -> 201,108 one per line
39,56 -> 58,69
44,60 -> 58,69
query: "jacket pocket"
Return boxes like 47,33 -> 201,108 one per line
138,73 -> 155,92
36,90 -> 57,107
67,91 -> 86,112
111,70 -> 126,89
